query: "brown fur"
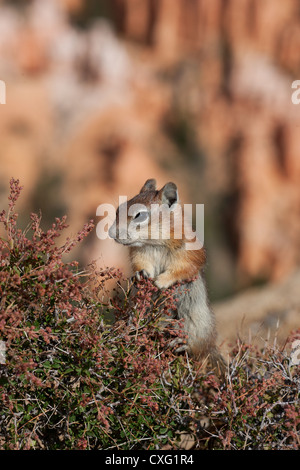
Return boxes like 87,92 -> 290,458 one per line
109,179 -> 226,376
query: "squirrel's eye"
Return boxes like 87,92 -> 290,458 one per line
133,211 -> 149,223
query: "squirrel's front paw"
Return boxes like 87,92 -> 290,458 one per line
155,273 -> 173,290
131,269 -> 150,283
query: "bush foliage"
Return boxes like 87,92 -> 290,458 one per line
0,179 -> 299,450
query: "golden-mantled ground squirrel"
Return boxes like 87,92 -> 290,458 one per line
109,179 -> 225,373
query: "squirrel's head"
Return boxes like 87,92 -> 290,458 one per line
108,179 -> 182,247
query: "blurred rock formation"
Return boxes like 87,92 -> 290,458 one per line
214,268 -> 300,350
0,0 -> 300,311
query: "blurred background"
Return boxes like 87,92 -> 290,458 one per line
1,0 -> 300,322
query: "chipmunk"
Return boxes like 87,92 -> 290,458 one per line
108,179 -> 225,373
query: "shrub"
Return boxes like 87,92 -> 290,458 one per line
195,338 -> 300,450
0,178 -> 299,450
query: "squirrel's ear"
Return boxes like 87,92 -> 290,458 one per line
139,179 -> 157,193
160,182 -> 178,207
